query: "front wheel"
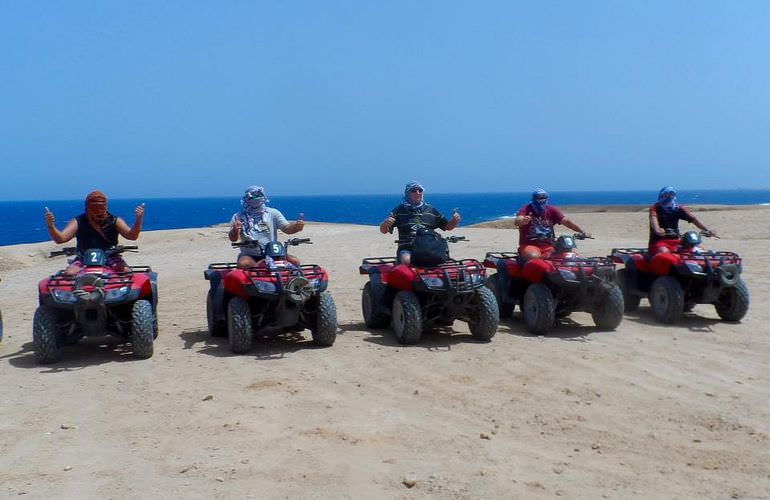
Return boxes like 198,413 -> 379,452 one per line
468,286 -> 499,341
33,306 -> 61,364
714,279 -> 749,322
391,291 -> 422,345
485,273 -> 514,318
362,282 -> 390,328
650,276 -> 684,324
522,283 -> 555,335
207,290 -> 227,337
591,283 -> 624,330
228,297 -> 253,354
617,269 -> 641,312
131,300 -> 155,359
311,292 -> 337,346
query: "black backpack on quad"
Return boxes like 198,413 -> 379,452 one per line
611,231 -> 749,324
483,234 -> 624,335
359,229 -> 498,345
204,238 -> 337,354
34,246 -> 158,363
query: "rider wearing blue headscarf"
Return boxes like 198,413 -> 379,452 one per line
380,181 -> 461,264
229,185 -> 306,268
649,186 -> 716,253
514,188 -> 590,255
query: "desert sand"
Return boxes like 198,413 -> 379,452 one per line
0,207 -> 768,499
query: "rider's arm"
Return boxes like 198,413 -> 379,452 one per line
690,216 -> 715,236
116,204 -> 144,240
561,217 -> 588,235
48,218 -> 78,244
116,216 -> 142,241
649,205 -> 664,235
380,211 -> 396,234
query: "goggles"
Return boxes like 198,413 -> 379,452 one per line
246,192 -> 266,201
409,187 -> 424,193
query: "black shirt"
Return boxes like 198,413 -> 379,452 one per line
389,203 -> 449,251
76,213 -> 119,255
648,203 -> 695,245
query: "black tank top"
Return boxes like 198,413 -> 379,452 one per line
76,213 -> 119,255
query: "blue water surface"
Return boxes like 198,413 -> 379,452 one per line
2,190 -> 769,247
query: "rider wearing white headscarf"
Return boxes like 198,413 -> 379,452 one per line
228,186 -> 305,266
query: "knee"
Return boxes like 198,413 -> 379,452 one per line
237,256 -> 254,269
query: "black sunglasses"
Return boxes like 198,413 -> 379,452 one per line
409,188 -> 424,193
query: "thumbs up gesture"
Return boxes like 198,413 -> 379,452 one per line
295,212 -> 305,232
44,206 -> 55,227
135,202 -> 145,219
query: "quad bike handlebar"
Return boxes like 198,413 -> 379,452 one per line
49,245 -> 138,258
661,229 -> 718,239
232,238 -> 312,249
395,234 -> 468,244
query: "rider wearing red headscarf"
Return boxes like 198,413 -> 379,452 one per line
45,191 -> 145,274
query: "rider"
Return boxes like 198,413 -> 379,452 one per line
649,186 -> 716,254
45,191 -> 145,275
379,181 -> 461,265
513,188 -> 590,258
229,185 -> 305,269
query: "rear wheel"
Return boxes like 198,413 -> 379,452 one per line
485,273 -> 514,318
131,300 -> 155,359
228,297 -> 253,354
33,306 -> 61,364
522,284 -> 556,335
311,292 -> 337,346
617,269 -> 641,312
391,291 -> 422,345
715,279 -> 749,322
650,276 -> 684,324
362,282 -> 390,328
207,290 -> 227,337
468,286 -> 499,341
591,283 -> 624,330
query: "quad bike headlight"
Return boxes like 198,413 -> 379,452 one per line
685,262 -> 706,275
254,281 -> 277,294
52,289 -> 77,303
104,286 -> 130,301
558,269 -> 577,281
422,277 -> 444,288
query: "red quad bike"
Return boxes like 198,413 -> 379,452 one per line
483,234 -> 624,335
205,238 -> 337,354
34,245 -> 158,363
611,230 -> 749,324
359,230 -> 499,345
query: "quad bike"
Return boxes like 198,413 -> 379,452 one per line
611,230 -> 749,323
205,238 -> 337,354
483,233 -> 624,335
34,245 -> 158,363
359,229 -> 498,345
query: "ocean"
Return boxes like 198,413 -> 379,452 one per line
2,190 -> 769,247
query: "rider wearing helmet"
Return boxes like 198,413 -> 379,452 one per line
513,188 -> 590,257
649,186 -> 716,254
229,185 -> 305,268
379,181 -> 461,265
44,191 -> 145,275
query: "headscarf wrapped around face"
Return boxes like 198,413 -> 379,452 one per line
658,186 -> 677,213
530,188 -> 549,216
402,181 -> 425,208
84,190 -> 110,235
239,186 -> 269,239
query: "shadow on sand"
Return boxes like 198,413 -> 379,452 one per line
178,326 -> 326,360
3,337 -> 145,372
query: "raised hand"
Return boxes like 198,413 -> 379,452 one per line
295,212 -> 305,231
451,208 -> 461,223
232,219 -> 243,233
135,202 -> 145,219
44,206 -> 55,227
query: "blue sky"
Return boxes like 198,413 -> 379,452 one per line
1,1 -> 769,200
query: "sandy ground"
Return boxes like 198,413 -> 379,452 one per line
0,207 -> 768,499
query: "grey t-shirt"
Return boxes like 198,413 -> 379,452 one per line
231,207 -> 290,257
